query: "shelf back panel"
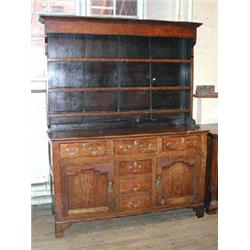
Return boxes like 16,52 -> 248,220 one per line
46,32 -> 196,129
150,37 -> 192,59
49,112 -> 192,129
151,63 -> 191,87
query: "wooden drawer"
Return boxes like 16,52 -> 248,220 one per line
162,135 -> 201,152
114,138 -> 157,155
119,177 -> 152,194
119,159 -> 152,176
60,141 -> 108,158
119,195 -> 151,211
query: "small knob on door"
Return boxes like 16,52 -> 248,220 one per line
108,181 -> 113,193
156,176 -> 161,188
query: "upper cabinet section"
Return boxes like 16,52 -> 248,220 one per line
41,16 -> 202,130
39,15 -> 202,39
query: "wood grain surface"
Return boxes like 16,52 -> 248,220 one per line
32,205 -> 217,250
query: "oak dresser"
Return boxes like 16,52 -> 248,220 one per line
39,15 -> 208,237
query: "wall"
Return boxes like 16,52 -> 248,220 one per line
146,0 -> 176,20
192,0 -> 218,124
146,0 -> 192,21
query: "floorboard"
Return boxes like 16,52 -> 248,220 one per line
32,205 -> 217,250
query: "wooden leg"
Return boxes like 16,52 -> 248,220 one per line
195,205 -> 205,218
206,201 -> 218,214
55,223 -> 72,238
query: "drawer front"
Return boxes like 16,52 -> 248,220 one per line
162,135 -> 201,152
60,141 -> 108,158
114,138 -> 157,155
119,177 -> 152,194
119,195 -> 151,211
119,159 -> 152,176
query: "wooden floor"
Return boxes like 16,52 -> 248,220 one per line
32,205 -> 217,250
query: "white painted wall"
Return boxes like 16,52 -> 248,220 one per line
146,0 -> 177,21
146,0 -> 193,21
31,92 -> 51,205
192,0 -> 218,124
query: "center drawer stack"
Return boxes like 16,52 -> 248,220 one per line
114,138 -> 157,211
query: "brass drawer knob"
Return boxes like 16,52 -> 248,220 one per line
132,184 -> 142,191
65,147 -> 79,155
119,145 -> 132,152
128,201 -> 142,208
129,163 -> 142,172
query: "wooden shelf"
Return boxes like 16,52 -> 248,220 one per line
49,109 -> 190,118
48,58 -> 191,63
193,93 -> 218,98
48,86 -> 191,92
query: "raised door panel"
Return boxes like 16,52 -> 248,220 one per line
156,156 -> 200,207
61,162 -> 113,216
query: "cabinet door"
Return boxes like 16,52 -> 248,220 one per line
61,162 -> 113,216
156,155 -> 200,207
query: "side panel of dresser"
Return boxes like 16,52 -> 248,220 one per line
205,133 -> 218,214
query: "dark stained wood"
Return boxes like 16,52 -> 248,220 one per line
40,16 -> 206,237
48,86 -> 191,92
39,15 -> 201,38
190,48 -> 194,118
49,109 -> 190,118
48,126 -> 206,141
43,17 -> 197,128
201,124 -> 218,214
195,205 -> 205,218
48,58 -> 192,63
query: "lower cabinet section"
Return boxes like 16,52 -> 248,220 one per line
51,131 -> 207,237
